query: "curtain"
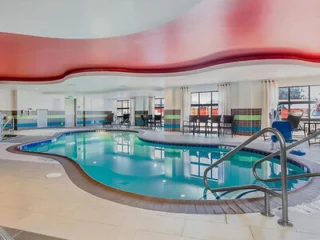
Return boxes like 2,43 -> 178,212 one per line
148,96 -> 155,115
218,83 -> 231,115
262,80 -> 279,128
130,97 -> 136,125
180,87 -> 190,130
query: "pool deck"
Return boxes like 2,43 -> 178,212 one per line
0,127 -> 320,239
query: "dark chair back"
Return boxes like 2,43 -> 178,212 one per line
287,112 -> 302,130
223,115 -> 234,124
123,114 -> 130,121
211,115 -> 221,123
147,115 -> 153,120
189,115 -> 198,123
199,115 -> 209,123
107,113 -> 114,122
154,115 -> 161,121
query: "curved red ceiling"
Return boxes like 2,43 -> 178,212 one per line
1,0 -> 320,82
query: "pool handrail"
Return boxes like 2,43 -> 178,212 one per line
204,127 -> 293,227
252,130 -> 320,183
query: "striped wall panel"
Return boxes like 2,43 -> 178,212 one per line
164,109 -> 181,132
16,110 -> 66,129
78,111 -> 111,126
231,109 -> 262,136
135,111 -> 148,126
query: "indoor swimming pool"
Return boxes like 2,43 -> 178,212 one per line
21,131 -> 309,200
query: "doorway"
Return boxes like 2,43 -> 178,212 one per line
65,98 -> 76,127
37,109 -> 48,128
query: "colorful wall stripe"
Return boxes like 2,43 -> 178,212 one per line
77,111 -> 111,126
1,110 -> 112,129
231,109 -> 262,136
164,109 -> 181,132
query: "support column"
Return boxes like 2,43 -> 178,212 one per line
148,96 -> 155,115
11,90 -> 18,130
130,97 -> 136,125
231,81 -> 263,136
164,88 -> 182,132
135,96 -> 149,126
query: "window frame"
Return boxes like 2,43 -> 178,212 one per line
117,100 -> 130,116
154,98 -> 165,116
190,91 -> 219,117
278,85 -> 320,122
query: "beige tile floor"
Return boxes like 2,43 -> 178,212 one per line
0,128 -> 319,240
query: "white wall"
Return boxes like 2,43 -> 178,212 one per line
0,89 -> 15,110
17,90 -> 65,111
278,76 -> 320,87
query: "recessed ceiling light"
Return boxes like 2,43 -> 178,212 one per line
162,179 -> 167,183
180,194 -> 185,198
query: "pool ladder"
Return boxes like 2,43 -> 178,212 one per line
203,127 -> 320,227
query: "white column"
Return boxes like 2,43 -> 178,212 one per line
180,87 -> 190,131
148,96 -> 155,115
130,97 -> 136,125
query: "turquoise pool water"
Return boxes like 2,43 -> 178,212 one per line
22,131 -> 309,200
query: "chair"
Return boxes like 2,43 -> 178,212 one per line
120,114 -> 131,128
183,115 -> 198,135
198,115 -> 210,136
220,115 -> 234,137
287,112 -> 303,131
210,115 -> 222,136
103,113 -> 114,127
140,115 -> 148,128
154,114 -> 162,128
271,121 -> 296,149
146,115 -> 155,129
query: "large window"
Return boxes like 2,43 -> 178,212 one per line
191,91 -> 218,116
155,98 -> 164,116
117,100 -> 130,116
278,85 -> 320,121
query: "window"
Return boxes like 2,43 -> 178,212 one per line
155,98 -> 164,116
278,85 -> 320,121
191,91 -> 218,116
117,100 -> 130,116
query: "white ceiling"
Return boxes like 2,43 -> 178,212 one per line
1,60 -> 320,98
0,0 -> 202,39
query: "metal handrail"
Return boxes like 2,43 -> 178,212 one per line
252,130 -> 320,183
204,127 -> 293,226
0,116 -> 14,140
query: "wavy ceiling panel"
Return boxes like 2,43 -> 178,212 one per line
1,0 -> 320,82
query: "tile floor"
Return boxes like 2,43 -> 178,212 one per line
0,128 -> 319,240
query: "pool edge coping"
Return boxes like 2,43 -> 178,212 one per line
6,128 -> 320,215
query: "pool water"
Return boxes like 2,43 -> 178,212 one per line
22,131 -> 309,200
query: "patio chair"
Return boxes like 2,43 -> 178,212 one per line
287,112 -> 303,131
198,115 -> 210,136
183,115 -> 198,135
103,113 -> 114,127
211,115 -> 222,136
154,114 -> 162,128
119,113 -> 131,128
140,115 -> 148,128
146,115 -> 155,129
220,115 -> 234,137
